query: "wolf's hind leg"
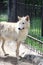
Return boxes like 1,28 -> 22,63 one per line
1,38 -> 9,56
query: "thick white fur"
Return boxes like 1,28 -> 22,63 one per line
0,15 -> 30,58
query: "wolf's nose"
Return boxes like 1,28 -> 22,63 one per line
18,28 -> 21,30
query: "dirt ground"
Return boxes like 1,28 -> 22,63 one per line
0,40 -> 43,65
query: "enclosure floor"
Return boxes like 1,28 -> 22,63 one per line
0,40 -> 43,65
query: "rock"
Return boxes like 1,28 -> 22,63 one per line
33,56 -> 43,65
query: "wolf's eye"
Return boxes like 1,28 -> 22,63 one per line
22,23 -> 24,24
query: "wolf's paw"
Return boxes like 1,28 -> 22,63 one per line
17,56 -> 22,60
4,54 -> 9,56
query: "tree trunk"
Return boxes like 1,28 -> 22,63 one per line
42,1 -> 43,36
0,0 -> 3,13
8,0 -> 17,22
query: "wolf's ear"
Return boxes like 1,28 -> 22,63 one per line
25,15 -> 30,21
18,16 -> 21,20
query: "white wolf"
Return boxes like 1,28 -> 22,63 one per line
0,15 -> 30,58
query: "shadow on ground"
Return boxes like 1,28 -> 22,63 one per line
0,56 -> 17,65
0,55 -> 34,65
0,55 -> 43,65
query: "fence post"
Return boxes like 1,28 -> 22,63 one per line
42,1 -> 43,36
8,0 -> 17,22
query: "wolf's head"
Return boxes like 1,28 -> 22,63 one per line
17,15 -> 30,31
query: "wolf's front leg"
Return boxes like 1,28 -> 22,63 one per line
1,38 -> 9,56
16,41 -> 21,59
